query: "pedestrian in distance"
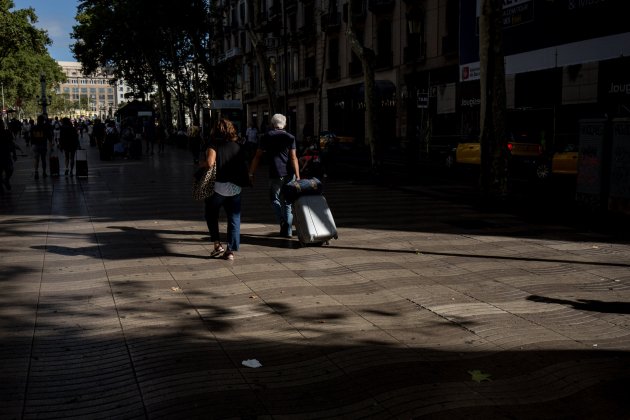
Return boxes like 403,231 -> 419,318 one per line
156,119 -> 166,155
30,114 -> 53,179
92,118 -> 106,149
248,113 -> 301,238
244,122 -> 259,162
52,117 -> 61,143
0,120 -> 18,194
202,118 -> 250,261
59,117 -> 80,176
22,118 -> 33,147
9,117 -> 22,142
143,117 -> 156,155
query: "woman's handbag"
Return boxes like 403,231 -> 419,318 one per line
192,164 -> 217,201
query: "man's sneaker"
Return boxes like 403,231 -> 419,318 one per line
280,222 -> 292,238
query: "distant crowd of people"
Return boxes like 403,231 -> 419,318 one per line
4,114 -> 103,179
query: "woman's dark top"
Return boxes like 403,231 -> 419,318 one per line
211,138 -> 249,187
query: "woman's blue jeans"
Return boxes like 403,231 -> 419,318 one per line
270,175 -> 295,236
204,192 -> 241,251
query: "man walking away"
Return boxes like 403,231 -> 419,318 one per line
31,115 -> 52,179
248,113 -> 300,238
143,117 -> 156,155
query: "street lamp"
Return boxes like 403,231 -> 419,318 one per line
37,95 -> 52,116
38,74 -> 52,115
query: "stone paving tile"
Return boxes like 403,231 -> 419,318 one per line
2,140 -> 630,418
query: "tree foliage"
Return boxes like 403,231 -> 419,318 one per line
0,0 -> 65,117
245,0 -> 280,115
72,0 -> 235,129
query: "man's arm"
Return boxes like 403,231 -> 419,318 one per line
289,149 -> 300,180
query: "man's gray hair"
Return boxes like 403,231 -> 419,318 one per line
271,113 -> 286,129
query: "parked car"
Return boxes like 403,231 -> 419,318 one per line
527,143 -> 579,180
448,133 -> 547,179
319,130 -> 355,152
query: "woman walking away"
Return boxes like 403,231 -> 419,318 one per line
59,117 -> 80,176
202,118 -> 249,260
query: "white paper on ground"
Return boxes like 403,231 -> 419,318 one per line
242,359 -> 262,368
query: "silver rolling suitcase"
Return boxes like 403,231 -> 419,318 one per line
293,195 -> 338,246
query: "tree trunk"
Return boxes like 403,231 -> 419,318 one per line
346,2 -> 379,171
317,27 -> 328,139
246,0 -> 280,115
479,0 -> 508,196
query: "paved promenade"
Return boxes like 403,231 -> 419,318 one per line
1,135 -> 629,419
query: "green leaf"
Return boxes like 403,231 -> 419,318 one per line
468,369 -> 492,382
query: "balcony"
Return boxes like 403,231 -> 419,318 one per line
368,0 -> 395,13
290,77 -> 319,92
268,2 -> 281,19
223,47 -> 242,60
326,66 -> 341,81
295,24 -> 316,45
215,48 -> 242,64
214,53 -> 226,65
342,2 -> 367,24
257,11 -> 280,32
321,12 -> 341,32
264,37 -> 280,49
285,0 -> 297,11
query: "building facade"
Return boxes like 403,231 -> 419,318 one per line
215,0 -> 459,158
215,0 -> 629,163
56,61 -> 120,119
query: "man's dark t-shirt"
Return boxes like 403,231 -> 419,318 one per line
259,129 -> 296,178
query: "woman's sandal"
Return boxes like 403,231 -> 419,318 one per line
210,243 -> 225,257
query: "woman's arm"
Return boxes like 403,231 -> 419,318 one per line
204,147 -> 216,168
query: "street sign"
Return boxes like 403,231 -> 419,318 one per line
417,93 -> 428,109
